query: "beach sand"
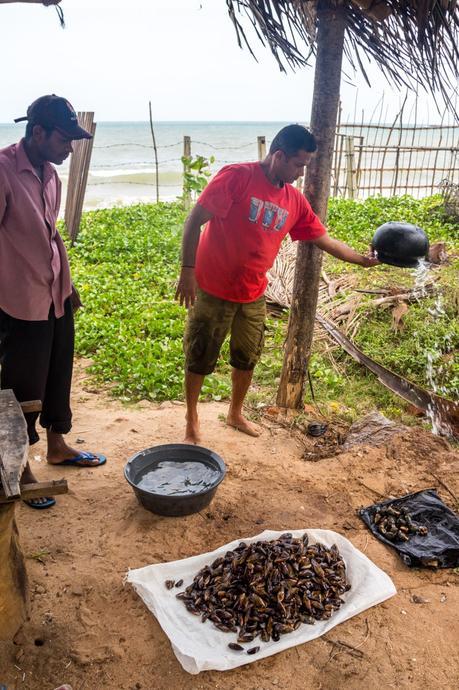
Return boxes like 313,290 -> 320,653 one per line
0,361 -> 458,690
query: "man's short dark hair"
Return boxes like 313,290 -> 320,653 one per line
269,124 -> 317,156
25,121 -> 53,139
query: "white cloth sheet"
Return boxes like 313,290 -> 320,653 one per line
127,529 -> 396,674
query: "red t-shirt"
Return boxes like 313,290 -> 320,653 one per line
195,162 -> 327,302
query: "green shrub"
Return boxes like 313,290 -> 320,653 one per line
65,196 -> 458,417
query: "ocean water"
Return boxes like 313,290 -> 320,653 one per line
0,120 -> 457,210
0,121 -> 291,210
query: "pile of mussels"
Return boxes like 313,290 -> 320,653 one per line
372,504 -> 428,542
167,533 -> 350,655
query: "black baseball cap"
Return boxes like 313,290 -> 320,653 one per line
14,95 -> 92,140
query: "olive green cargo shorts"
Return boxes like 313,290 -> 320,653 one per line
184,288 -> 266,375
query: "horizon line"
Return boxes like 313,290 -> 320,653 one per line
1,119 -> 456,127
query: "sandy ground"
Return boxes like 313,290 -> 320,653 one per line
1,365 -> 458,690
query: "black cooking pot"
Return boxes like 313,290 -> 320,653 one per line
371,222 -> 429,268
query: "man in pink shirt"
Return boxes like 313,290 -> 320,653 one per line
0,95 -> 106,509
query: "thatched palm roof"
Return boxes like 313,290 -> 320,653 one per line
0,0 -> 64,25
0,1 -> 61,4
226,1 -> 459,108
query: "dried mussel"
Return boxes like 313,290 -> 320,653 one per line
372,505 -> 428,542
167,533 -> 350,652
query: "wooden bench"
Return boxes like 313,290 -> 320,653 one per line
0,389 -> 68,640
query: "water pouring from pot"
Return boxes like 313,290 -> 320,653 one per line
370,221 -> 457,438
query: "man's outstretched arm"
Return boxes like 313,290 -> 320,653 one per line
313,233 -> 379,267
175,202 -> 214,308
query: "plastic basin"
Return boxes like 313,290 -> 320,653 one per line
124,443 -> 226,517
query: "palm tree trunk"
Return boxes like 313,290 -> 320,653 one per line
276,3 -> 346,408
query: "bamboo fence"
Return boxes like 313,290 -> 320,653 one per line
330,122 -> 458,198
181,124 -> 458,198
65,111 -> 458,221
64,112 -> 96,243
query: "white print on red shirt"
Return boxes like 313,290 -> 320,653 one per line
248,197 -> 289,232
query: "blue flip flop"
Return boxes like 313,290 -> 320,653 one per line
56,451 -> 106,467
23,497 -> 56,510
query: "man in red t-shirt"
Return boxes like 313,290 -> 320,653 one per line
176,124 -> 378,444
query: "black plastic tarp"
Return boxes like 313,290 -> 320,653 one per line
359,488 -> 459,568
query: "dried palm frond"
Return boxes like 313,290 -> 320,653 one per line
266,235 -> 359,310
226,1 -> 459,110
266,237 -> 438,345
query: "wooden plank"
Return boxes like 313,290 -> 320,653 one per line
0,390 -> 28,498
0,479 -> 68,504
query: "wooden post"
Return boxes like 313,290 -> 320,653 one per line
333,134 -> 345,196
356,135 -> 364,191
257,135 -> 266,161
183,135 -> 191,211
332,101 -> 342,196
0,391 -> 68,640
392,145 -> 401,194
378,98 -> 406,196
149,101 -> 160,203
344,136 -> 357,199
392,102 -> 406,194
430,110 -> 445,195
0,503 -> 28,640
0,390 -> 29,639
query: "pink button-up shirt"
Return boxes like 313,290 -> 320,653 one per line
0,139 -> 72,321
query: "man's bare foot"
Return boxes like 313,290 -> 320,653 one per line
21,462 -> 54,507
46,448 -> 101,466
21,462 -> 36,486
226,413 -> 261,437
184,418 -> 202,445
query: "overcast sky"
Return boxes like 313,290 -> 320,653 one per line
0,0 -> 453,124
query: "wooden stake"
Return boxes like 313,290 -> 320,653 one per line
183,135 -> 191,211
257,135 -> 266,161
344,136 -> 356,199
149,101 -> 160,203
